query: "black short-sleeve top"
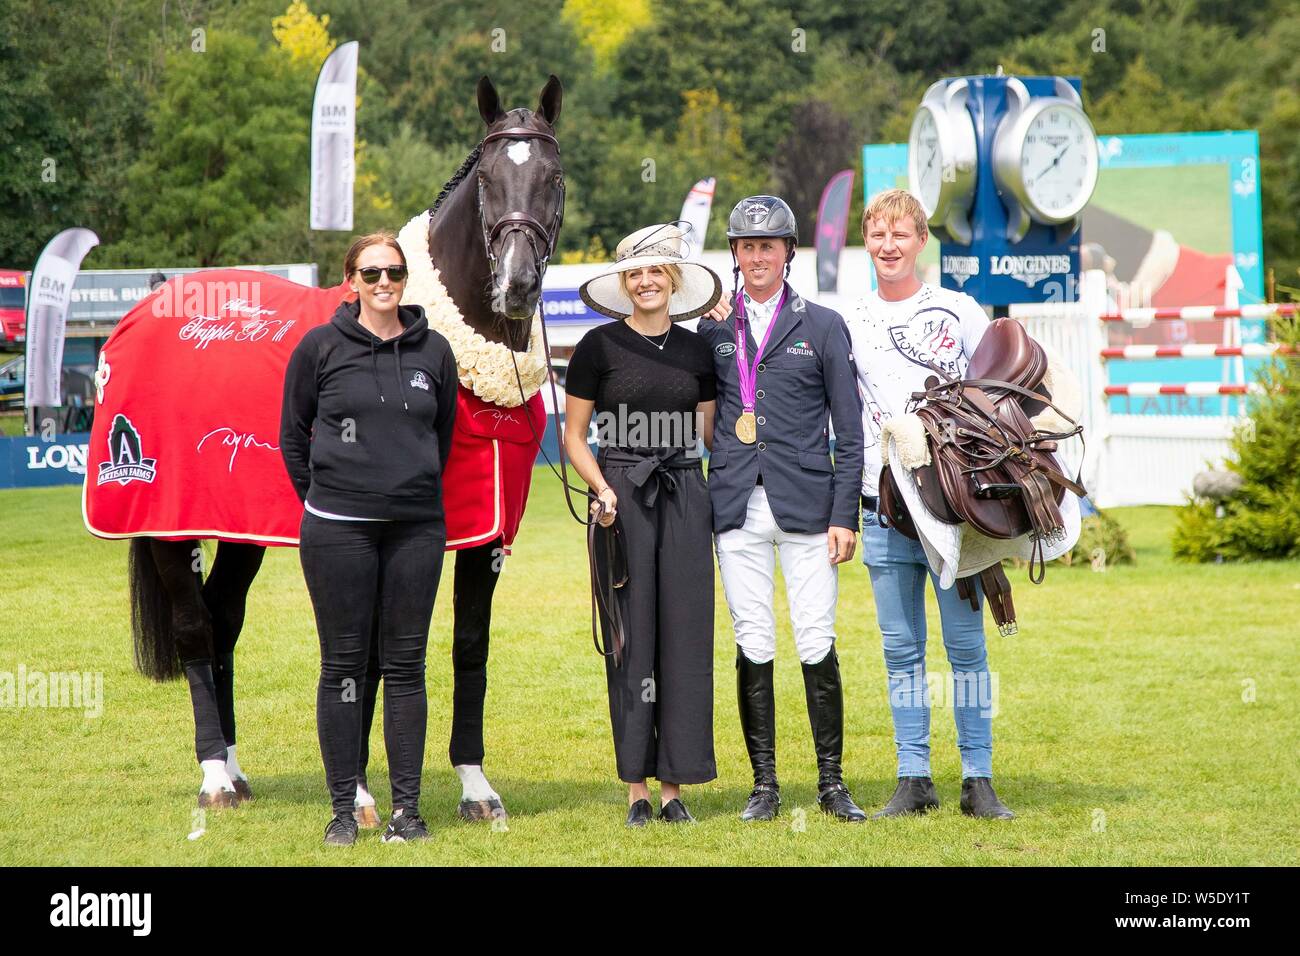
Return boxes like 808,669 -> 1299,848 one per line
566,320 -> 717,450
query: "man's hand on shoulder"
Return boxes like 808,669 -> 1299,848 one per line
703,297 -> 733,323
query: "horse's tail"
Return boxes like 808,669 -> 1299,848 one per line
128,538 -> 183,681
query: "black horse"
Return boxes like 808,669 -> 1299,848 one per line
128,75 -> 565,818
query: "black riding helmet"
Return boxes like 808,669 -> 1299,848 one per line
726,195 -> 798,299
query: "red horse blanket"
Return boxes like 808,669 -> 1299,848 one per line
83,269 -> 542,549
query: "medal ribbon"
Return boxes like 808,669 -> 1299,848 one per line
734,283 -> 788,412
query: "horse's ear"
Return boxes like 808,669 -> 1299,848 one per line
478,75 -> 505,125
537,74 -> 562,126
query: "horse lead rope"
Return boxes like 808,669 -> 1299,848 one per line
507,290 -> 629,669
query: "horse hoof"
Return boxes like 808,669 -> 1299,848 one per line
198,788 -> 239,811
355,803 -> 382,829
232,778 -> 253,802
458,798 -> 508,822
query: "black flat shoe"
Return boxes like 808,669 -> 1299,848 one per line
818,781 -> 867,822
658,798 -> 695,823
626,799 -> 654,828
872,776 -> 940,819
961,778 -> 1015,819
740,783 -> 780,821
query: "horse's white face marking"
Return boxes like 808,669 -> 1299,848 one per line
506,141 -> 531,166
496,240 -> 514,307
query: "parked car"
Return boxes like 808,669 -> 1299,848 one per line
0,338 -> 104,423
0,354 -> 22,411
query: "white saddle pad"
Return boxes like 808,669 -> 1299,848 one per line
885,437 -> 1081,590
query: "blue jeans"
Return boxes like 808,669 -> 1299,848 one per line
861,511 -> 994,779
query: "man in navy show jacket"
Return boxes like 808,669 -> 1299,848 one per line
695,195 -> 867,824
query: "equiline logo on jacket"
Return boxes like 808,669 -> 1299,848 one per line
409,370 -> 430,391
787,339 -> 815,357
888,306 -> 963,376
97,414 -> 158,486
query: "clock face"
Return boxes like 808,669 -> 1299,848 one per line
1019,104 -> 1098,220
909,107 -> 943,216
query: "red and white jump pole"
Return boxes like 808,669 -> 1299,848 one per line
1100,344 -> 1290,359
1103,383 -> 1263,397
1099,303 -> 1298,323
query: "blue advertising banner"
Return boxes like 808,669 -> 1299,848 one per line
1,433 -> 92,489
539,288 -> 598,323
864,130 -> 1264,303
865,129 -> 1268,415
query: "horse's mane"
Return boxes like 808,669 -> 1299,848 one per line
428,140 -> 484,219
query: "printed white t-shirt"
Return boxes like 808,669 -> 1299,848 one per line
843,282 -> 991,496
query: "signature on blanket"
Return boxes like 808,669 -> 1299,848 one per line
197,427 -> 281,472
472,408 -> 520,431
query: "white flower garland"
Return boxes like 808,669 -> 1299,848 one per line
397,210 -> 548,408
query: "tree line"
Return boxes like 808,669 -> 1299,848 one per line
1,0 -> 1296,292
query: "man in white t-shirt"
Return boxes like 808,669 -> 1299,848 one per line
844,188 -> 1014,820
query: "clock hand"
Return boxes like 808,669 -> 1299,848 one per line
1033,144 -> 1071,182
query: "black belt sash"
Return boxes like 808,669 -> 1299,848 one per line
597,446 -> 702,508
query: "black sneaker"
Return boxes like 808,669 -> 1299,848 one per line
382,809 -> 430,842
324,814 -> 359,846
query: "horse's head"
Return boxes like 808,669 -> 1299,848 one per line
474,74 -> 564,322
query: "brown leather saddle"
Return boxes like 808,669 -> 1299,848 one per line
879,319 -> 1086,635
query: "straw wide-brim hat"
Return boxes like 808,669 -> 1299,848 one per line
579,223 -> 722,322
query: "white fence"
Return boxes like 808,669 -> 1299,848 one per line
1011,270 -> 1295,508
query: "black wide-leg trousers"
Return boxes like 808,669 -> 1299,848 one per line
594,449 -> 716,785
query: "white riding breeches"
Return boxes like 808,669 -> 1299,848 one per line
715,485 -> 839,666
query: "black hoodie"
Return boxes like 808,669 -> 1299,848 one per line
280,299 -> 458,521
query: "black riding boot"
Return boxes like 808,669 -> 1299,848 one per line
801,649 -> 866,822
736,652 -> 780,821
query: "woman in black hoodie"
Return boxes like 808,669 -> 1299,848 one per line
280,232 -> 458,846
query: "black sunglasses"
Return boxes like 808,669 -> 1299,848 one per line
355,265 -> 408,284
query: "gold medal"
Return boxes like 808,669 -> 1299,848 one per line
735,411 -> 757,444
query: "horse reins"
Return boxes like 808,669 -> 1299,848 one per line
464,123 -> 628,667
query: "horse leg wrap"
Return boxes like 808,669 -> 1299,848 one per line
184,661 -> 228,764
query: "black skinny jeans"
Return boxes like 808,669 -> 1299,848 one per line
299,511 -> 446,817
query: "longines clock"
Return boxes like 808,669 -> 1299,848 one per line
992,76 -> 1100,242
908,79 -> 978,244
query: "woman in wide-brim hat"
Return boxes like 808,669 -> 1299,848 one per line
578,222 -> 722,322
567,223 -> 722,826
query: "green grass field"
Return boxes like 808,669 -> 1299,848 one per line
1,475 -> 1296,866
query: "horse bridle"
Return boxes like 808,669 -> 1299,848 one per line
476,126 -> 565,291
